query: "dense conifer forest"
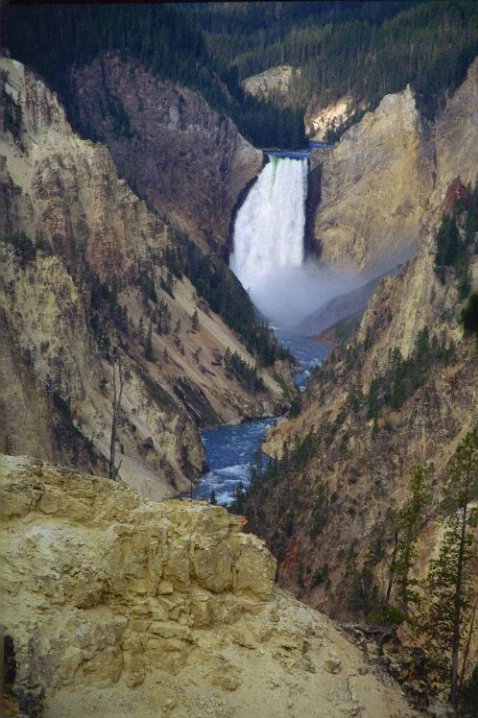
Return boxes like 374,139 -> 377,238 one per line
188,0 -> 478,122
4,1 -> 478,146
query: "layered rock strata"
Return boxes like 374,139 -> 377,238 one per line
1,455 -> 420,718
0,57 -> 285,499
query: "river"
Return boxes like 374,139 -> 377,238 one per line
193,146 -> 336,505
193,330 -> 331,505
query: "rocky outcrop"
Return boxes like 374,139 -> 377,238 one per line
69,54 -> 263,253
305,96 -> 354,141
435,59 -> 478,195
1,454 -> 421,718
311,59 -> 478,278
242,65 -> 299,104
0,57 -> 286,499
310,85 -> 435,274
308,58 -> 478,367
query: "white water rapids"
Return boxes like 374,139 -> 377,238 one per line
229,154 -> 362,331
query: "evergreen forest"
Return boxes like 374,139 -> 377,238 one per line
188,0 -> 478,123
4,1 -> 478,147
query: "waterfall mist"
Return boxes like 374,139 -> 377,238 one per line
230,155 -> 364,332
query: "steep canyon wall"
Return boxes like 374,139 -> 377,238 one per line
257,60 -> 478,631
0,57 -> 285,499
69,54 -> 263,253
309,86 -> 434,274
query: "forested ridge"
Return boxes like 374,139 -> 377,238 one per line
4,1 -> 478,147
189,1 -> 478,121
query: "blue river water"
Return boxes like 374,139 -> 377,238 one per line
193,331 -> 331,505
274,328 -> 331,390
192,417 -> 278,505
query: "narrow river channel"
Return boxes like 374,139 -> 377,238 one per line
193,331 -> 331,505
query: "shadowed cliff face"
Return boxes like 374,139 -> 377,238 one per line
1,455 -> 421,718
69,54 -> 263,254
0,58 -> 286,499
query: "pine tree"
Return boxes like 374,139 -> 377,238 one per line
388,465 -> 433,618
144,321 -> 154,361
419,427 -> 478,708
461,292 -> 478,337
191,310 -> 199,332
109,346 -> 124,481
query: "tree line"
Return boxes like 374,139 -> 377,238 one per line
5,3 -> 478,148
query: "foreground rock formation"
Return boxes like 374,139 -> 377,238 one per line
0,57 -> 287,499
1,454 -> 419,718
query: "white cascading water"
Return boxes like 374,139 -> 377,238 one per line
230,156 -> 307,285
230,154 -> 360,329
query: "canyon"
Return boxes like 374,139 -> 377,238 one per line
2,29 -> 478,716
69,53 -> 263,254
253,61 -> 478,632
0,57 -> 288,500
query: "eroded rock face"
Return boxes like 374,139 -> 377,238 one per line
306,96 -> 354,141
435,59 -> 478,193
242,65 -> 299,103
69,54 -> 263,252
254,61 -> 478,628
311,85 -> 434,274
0,57 -> 286,499
1,455 -> 421,718
311,59 -> 478,277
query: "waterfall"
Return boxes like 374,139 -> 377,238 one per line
230,154 -> 315,329
230,155 -> 307,291
230,153 -> 365,331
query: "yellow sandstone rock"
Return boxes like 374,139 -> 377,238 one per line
1,455 -> 420,718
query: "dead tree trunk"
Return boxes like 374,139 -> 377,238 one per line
108,348 -> 124,480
